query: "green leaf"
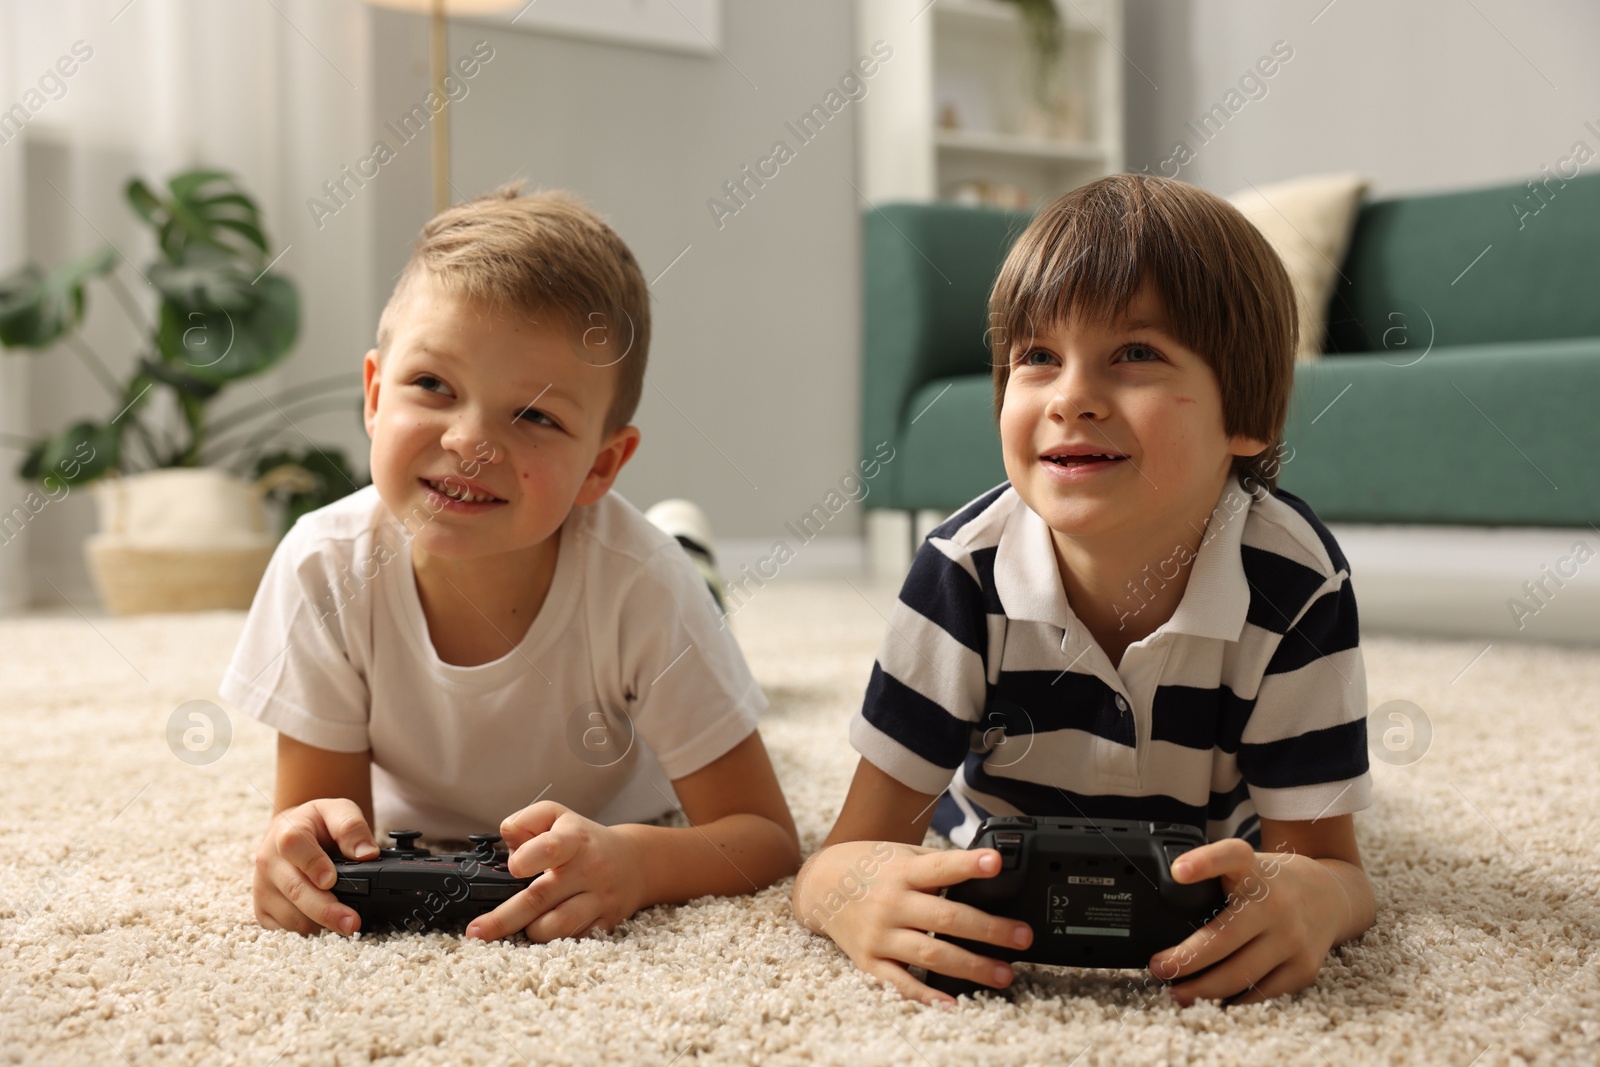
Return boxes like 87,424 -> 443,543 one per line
30,420 -> 119,487
125,179 -> 163,227
149,252 -> 255,314
168,169 -> 234,203
0,246 -> 117,349
255,447 -> 368,535
138,355 -> 223,401
154,272 -> 297,384
0,265 -> 48,347
129,169 -> 270,265
208,217 -> 269,254
17,439 -> 46,481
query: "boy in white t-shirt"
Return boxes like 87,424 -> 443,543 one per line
221,185 -> 798,942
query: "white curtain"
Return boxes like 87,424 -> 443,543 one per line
0,0 -> 376,609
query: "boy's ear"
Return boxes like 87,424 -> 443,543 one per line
362,349 -> 381,439
574,425 -> 642,507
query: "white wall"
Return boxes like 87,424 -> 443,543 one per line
1123,0 -> 1600,197
415,2 -> 868,550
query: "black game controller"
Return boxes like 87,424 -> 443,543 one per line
326,830 -> 538,933
925,816 -> 1227,997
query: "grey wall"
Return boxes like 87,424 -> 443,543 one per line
1124,0 -> 1600,197
371,2 -> 867,551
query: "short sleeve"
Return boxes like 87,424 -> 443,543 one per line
614,546 -> 766,781
1238,572 -> 1372,822
848,537 -> 989,796
217,524 -> 372,753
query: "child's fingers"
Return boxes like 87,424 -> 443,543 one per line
879,929 -> 1014,992
465,869 -> 566,942
1221,953 -> 1316,1006
1170,838 -> 1254,883
507,828 -> 581,878
861,958 -> 958,1009
256,883 -> 322,937
1167,933 -> 1284,1006
275,815 -> 340,892
900,893 -> 1032,954
499,800 -> 569,848
312,799 -> 378,861
902,848 -> 1003,891
521,891 -> 604,944
1148,897 -> 1260,982
262,851 -> 360,935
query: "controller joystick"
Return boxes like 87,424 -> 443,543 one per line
467,833 -> 503,860
381,830 -> 429,858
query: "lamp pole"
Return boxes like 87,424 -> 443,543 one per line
430,0 -> 449,212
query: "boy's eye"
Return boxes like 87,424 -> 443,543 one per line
1120,344 -> 1161,363
413,374 -> 449,393
1017,349 -> 1056,367
516,407 -> 559,428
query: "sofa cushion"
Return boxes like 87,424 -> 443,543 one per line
1228,173 -> 1370,362
1325,172 -> 1600,354
1280,337 -> 1600,526
896,376 -> 1006,511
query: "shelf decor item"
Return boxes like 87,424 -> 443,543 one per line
997,0 -> 1064,110
0,168 -> 365,614
856,0 -> 1122,208
997,0 -> 1086,143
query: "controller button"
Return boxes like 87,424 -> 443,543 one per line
467,883 -> 521,902
994,831 -> 1024,869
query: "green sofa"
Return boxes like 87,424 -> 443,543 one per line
862,174 -> 1600,526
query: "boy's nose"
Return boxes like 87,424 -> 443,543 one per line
440,411 -> 502,461
1045,372 -> 1108,421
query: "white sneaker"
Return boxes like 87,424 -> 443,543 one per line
644,499 -> 725,613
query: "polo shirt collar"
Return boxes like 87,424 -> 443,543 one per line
992,475 -> 1253,642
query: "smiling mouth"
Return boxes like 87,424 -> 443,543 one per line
1042,453 -> 1127,466
421,477 -> 504,504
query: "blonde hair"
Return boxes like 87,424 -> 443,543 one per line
988,174 -> 1297,493
378,183 -> 650,433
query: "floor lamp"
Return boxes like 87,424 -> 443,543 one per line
360,0 -> 522,212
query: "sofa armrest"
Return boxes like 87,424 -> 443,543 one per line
861,202 -> 1030,508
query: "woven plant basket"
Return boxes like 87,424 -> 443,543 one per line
85,538 -> 276,614
84,465 -> 317,616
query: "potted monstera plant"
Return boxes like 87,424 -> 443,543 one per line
0,168 -> 366,614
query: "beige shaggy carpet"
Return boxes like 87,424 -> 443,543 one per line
1,578 -> 1598,1066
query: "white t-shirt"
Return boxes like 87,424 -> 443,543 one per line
218,485 -> 765,841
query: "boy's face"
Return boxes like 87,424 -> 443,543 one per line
998,281 -> 1268,548
362,272 -> 640,565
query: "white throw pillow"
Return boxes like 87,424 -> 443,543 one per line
1227,173 -> 1369,361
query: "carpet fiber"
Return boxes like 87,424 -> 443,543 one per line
2,579 -> 1598,1066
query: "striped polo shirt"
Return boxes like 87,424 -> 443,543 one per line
849,474 -> 1372,848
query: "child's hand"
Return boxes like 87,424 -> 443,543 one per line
464,801 -> 645,943
1149,838 -> 1346,1005
253,798 -> 379,936
793,841 -> 1033,1007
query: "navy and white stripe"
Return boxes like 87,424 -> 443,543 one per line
849,476 -> 1371,848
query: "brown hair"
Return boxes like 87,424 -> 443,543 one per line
988,174 -> 1297,493
378,183 -> 650,433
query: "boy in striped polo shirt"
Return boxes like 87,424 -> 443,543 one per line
793,174 -> 1374,1007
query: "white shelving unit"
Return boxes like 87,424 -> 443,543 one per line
857,0 -> 1125,208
